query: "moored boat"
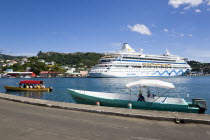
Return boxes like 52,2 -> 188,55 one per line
88,43 -> 191,78
67,80 -> 207,114
4,80 -> 53,92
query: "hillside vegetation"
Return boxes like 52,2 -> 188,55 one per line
37,51 -> 103,68
1,51 -> 103,74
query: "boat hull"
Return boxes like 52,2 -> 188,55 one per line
88,69 -> 187,78
67,89 -> 199,113
4,85 -> 51,92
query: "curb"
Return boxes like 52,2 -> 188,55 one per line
0,93 -> 209,125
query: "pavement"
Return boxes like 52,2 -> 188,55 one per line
0,93 -> 210,125
0,94 -> 210,140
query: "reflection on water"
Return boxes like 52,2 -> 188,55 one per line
5,91 -> 45,99
0,76 -> 210,114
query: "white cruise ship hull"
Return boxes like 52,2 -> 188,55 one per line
88,43 -> 191,78
89,69 -> 188,78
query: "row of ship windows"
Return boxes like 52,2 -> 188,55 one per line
95,65 -> 188,69
93,71 -> 174,73
122,57 -> 177,62
100,58 -> 177,63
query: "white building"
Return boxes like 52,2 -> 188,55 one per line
38,59 -> 45,63
45,61 -> 55,65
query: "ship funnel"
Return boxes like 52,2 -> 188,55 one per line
121,43 -> 135,52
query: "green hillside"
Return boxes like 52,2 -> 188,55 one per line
37,51 -> 103,68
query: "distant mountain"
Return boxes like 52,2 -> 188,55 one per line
187,60 -> 210,73
0,54 -> 26,60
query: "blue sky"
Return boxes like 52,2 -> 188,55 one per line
0,0 -> 210,62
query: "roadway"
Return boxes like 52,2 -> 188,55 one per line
0,99 -> 210,140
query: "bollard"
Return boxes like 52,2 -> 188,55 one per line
128,103 -> 132,109
96,101 -> 100,106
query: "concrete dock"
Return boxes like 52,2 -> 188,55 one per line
0,93 -> 210,140
0,93 -> 209,125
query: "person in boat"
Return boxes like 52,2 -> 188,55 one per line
40,84 -> 43,89
33,84 -> 37,89
147,89 -> 151,98
42,84 -> 45,89
26,84 -> 29,88
19,84 -> 23,88
146,88 -> 156,98
137,90 -> 145,101
37,84 -> 41,89
147,89 -> 154,98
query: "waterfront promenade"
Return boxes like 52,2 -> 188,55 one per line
0,93 -> 210,140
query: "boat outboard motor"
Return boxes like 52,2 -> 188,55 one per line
49,86 -> 53,92
192,98 -> 207,114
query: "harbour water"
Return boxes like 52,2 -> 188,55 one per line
0,76 -> 209,114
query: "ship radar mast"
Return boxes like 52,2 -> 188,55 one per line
166,49 -> 171,56
140,49 -> 143,54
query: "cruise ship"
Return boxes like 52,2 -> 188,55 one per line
88,43 -> 191,78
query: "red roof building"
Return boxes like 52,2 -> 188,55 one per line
7,72 -> 36,78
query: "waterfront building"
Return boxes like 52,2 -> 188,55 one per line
39,71 -> 60,77
6,72 -> 36,78
80,71 -> 88,77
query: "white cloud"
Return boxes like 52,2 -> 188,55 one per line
183,6 -> 190,10
127,24 -> 152,35
163,28 -> 169,32
180,33 -> 185,37
168,0 -> 203,8
195,9 -> 201,13
150,24 -> 157,28
207,0 -> 210,5
188,34 -> 193,37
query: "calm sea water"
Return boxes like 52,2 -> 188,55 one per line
0,76 -> 209,114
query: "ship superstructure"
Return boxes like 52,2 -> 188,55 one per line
88,43 -> 191,78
